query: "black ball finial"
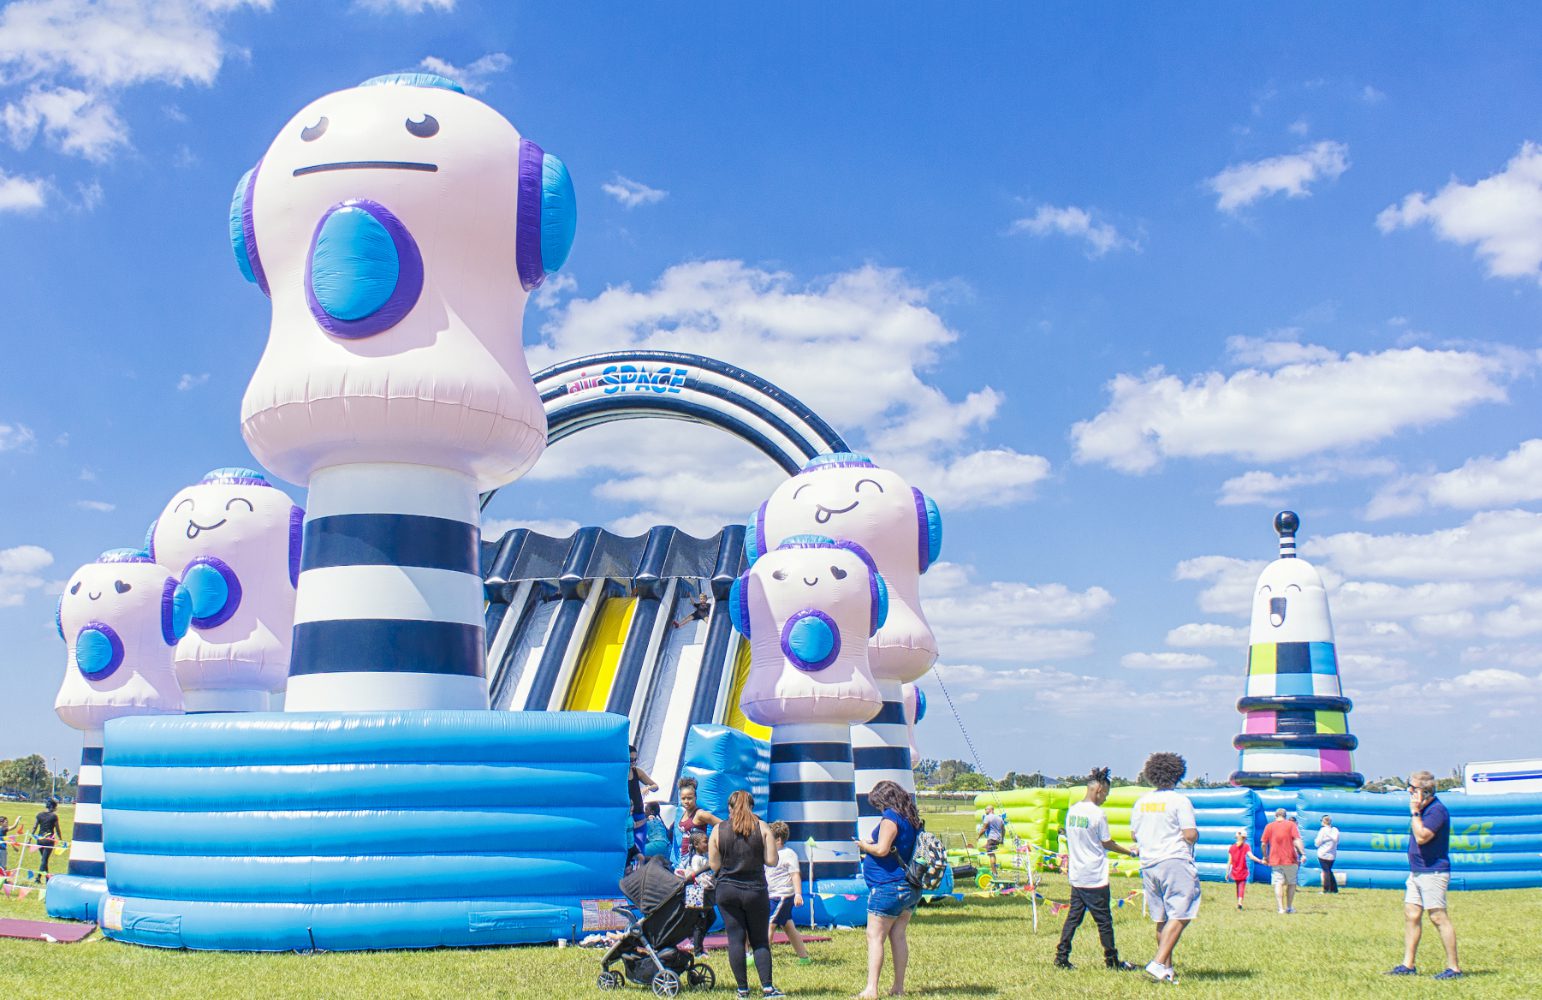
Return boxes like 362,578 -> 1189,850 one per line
1274,510 -> 1300,537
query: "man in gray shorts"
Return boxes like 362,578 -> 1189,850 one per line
1130,752 -> 1199,985
1387,770 -> 1461,980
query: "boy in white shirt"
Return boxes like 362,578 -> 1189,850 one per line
1130,752 -> 1199,985
1054,766 -> 1139,972
765,820 -> 810,964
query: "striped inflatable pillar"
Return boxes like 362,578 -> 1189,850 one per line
287,463 -> 488,712
852,679 -> 913,836
67,732 -> 105,879
770,722 -> 861,881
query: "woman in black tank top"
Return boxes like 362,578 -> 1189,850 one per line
709,790 -> 783,998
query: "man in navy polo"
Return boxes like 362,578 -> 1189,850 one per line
1387,770 -> 1461,980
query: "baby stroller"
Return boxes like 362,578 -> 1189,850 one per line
598,856 -> 715,996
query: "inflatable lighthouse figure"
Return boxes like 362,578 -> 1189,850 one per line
749,453 -> 941,833
730,535 -> 886,880
231,72 -> 575,710
1231,512 -> 1363,789
47,550 -> 190,919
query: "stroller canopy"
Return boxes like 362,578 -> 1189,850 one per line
620,856 -> 685,914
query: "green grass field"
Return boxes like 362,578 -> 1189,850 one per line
0,796 -> 1536,998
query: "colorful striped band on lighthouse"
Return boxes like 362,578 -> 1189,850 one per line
1230,511 -> 1364,789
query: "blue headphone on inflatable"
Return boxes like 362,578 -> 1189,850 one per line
743,454 -> 942,574
228,73 -> 576,329
727,535 -> 890,670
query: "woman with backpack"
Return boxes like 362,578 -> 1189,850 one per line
854,780 -> 923,1000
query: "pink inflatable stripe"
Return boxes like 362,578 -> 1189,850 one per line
1244,711 -> 1276,734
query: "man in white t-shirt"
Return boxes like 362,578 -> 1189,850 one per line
1130,752 -> 1199,985
1054,767 -> 1139,972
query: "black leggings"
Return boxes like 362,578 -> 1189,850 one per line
715,880 -> 773,991
1320,858 -> 1338,893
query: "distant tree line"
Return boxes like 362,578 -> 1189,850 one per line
914,759 -> 1466,795
0,754 -> 77,801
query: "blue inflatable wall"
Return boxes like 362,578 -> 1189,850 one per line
679,725 -> 769,822
98,711 -> 629,950
1185,787 -> 1260,883
1297,788 -> 1542,891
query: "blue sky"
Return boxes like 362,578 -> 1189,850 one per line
2,1 -> 1541,782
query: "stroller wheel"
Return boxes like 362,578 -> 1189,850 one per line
686,962 -> 715,991
597,970 -> 623,990
650,969 -> 680,997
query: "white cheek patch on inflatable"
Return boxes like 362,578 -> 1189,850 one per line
234,72 -> 575,490
55,550 -> 189,732
148,468 -> 302,708
729,535 -> 885,727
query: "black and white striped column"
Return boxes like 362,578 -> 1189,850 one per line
769,722 -> 860,881
287,464 -> 488,711
67,732 -> 104,879
853,679 -> 914,835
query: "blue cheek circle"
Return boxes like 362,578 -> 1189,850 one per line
75,624 -> 124,680
781,611 -> 840,672
182,559 -> 242,628
305,200 -> 424,338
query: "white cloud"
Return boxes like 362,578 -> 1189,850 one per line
1287,118 -> 1310,137
1072,343 -> 1518,473
1121,651 -> 1215,671
417,53 -> 509,94
1223,333 -> 1336,368
909,562 -> 1114,664
356,0 -> 453,11
602,175 -> 668,209
481,516 -> 582,540
0,544 -> 52,607
1433,668 -> 1541,695
1338,652 -> 1411,684
522,261 -> 1053,531
1165,622 -> 1245,648
73,500 -> 114,512
1174,555 -> 1266,617
176,372 -> 209,391
1367,439 -> 1542,519
1207,140 -> 1350,212
531,271 -> 577,311
0,169 -> 46,212
1217,469 -> 1333,506
1377,142 -> 1542,283
2,84 -> 126,160
0,422 -> 36,451
0,0 -> 270,165
1008,203 -> 1140,257
1331,579 -> 1516,623
1361,85 -> 1386,105
1306,509 -> 1542,581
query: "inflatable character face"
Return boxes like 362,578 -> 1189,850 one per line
729,535 -> 885,727
234,73 -> 576,490
749,453 -> 941,683
149,468 -> 302,703
55,550 -> 189,732
1249,557 -> 1332,644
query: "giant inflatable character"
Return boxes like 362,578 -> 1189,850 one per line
730,534 -> 885,879
149,468 -> 302,712
231,72 -> 575,710
748,452 -> 940,830
48,549 -> 189,919
1231,511 -> 1363,789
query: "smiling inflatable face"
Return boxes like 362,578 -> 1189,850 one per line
734,539 -> 883,727
55,552 -> 187,732
238,75 -> 573,489
1248,557 -> 1332,644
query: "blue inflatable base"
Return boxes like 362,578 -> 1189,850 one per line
44,874 -> 106,922
806,877 -> 868,926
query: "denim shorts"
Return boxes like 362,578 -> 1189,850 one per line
867,881 -> 920,918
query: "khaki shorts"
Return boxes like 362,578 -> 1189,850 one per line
1406,872 -> 1450,911
1270,863 -> 1299,887
1142,859 -> 1201,923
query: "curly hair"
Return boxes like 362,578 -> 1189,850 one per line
868,780 -> 921,828
1140,752 -> 1187,789
1088,766 -> 1112,788
769,820 -> 791,843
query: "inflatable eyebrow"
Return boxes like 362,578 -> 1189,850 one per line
148,468 -> 302,712
747,452 -> 941,830
1231,511 -> 1363,789
48,549 -> 189,920
232,72 -> 575,711
729,534 -> 884,880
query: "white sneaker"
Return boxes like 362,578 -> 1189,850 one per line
1145,961 -> 1175,983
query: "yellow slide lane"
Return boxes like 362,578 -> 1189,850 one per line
563,597 -> 638,712
723,635 -> 771,740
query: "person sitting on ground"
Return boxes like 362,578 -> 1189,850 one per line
1054,766 -> 1139,972
673,589 -> 713,629
30,799 -> 61,882
978,804 -> 1007,876
1130,752 -> 1199,985
1316,815 -> 1341,894
1388,770 -> 1461,980
765,820 -> 810,965
1260,807 -> 1305,914
1228,829 -> 1266,910
643,802 -> 673,859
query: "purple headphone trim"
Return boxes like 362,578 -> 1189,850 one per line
515,139 -> 546,290
241,157 -> 269,296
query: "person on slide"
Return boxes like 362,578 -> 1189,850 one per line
1053,767 -> 1139,972
673,589 -> 713,629
1130,753 -> 1199,985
